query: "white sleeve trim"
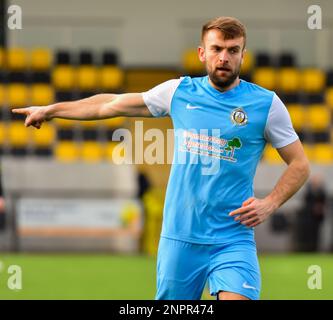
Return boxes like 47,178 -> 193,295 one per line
142,78 -> 183,117
264,93 -> 299,149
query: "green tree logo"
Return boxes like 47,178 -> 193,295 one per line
224,137 -> 242,158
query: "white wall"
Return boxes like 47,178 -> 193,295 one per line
6,0 -> 333,68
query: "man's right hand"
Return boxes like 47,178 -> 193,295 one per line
12,106 -> 50,129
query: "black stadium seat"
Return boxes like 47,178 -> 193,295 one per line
56,50 -> 72,65
79,50 -> 94,65
102,50 -> 118,65
277,52 -> 295,67
255,52 -> 273,67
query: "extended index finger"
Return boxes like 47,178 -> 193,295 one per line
229,204 -> 254,217
12,108 -> 29,115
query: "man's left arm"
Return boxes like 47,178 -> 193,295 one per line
229,139 -> 310,227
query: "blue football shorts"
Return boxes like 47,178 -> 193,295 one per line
155,237 -> 261,300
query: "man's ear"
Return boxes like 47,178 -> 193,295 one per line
198,46 -> 205,63
241,48 -> 247,66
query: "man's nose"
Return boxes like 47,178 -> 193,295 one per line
219,50 -> 229,62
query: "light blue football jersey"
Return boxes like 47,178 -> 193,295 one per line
143,76 -> 298,244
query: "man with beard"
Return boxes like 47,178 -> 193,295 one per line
13,17 -> 310,300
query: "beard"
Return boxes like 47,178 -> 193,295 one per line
207,62 -> 241,90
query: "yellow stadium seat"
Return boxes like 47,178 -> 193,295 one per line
240,50 -> 254,74
77,66 -> 99,90
80,142 -> 104,162
55,141 -> 80,162
31,48 -> 52,71
312,144 -> 333,164
306,104 -> 330,132
277,68 -> 301,93
301,68 -> 325,93
0,122 -> 7,145
100,66 -> 124,90
8,121 -> 31,147
52,65 -> 76,90
7,48 -> 29,70
325,87 -> 333,108
252,67 -> 276,90
263,144 -> 283,164
100,117 -> 126,128
31,84 -> 54,105
182,48 -> 205,74
77,120 -> 100,129
0,48 -> 5,69
31,122 -> 56,147
0,84 -> 6,105
54,118 -> 77,129
302,144 -> 313,162
287,104 -> 305,132
8,83 -> 29,108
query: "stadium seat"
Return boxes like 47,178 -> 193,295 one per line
100,66 -> 124,91
55,141 -> 80,162
77,120 -> 100,129
279,93 -> 301,104
52,65 -> 76,90
182,48 -> 205,75
55,50 -> 71,65
82,128 -> 99,140
255,52 -> 273,67
325,87 -> 333,108
57,128 -> 75,140
80,141 -> 104,162
31,48 -> 52,71
54,118 -> 77,129
277,68 -> 301,93
77,65 -> 99,91
8,121 -> 31,147
313,132 -> 330,143
312,144 -> 333,164
79,50 -> 93,65
7,48 -> 29,71
304,93 -> 324,104
301,68 -> 326,93
8,83 -> 29,108
326,69 -> 333,86
100,117 -> 126,129
306,104 -> 330,132
0,47 -> 5,69
8,71 -> 29,83
102,50 -> 119,65
302,144 -> 313,162
0,84 -> 6,105
31,122 -> 56,147
31,71 -> 51,83
252,67 -> 276,90
263,144 -> 283,164
125,69 -> 179,92
55,91 -> 74,102
31,84 -> 54,105
277,52 -> 295,67
286,104 -> 305,132
0,122 -> 7,146
240,50 -> 254,75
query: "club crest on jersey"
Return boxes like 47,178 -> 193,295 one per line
231,108 -> 248,126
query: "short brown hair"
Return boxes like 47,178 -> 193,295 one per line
201,16 -> 246,49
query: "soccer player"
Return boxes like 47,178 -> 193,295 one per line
12,16 -> 310,300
